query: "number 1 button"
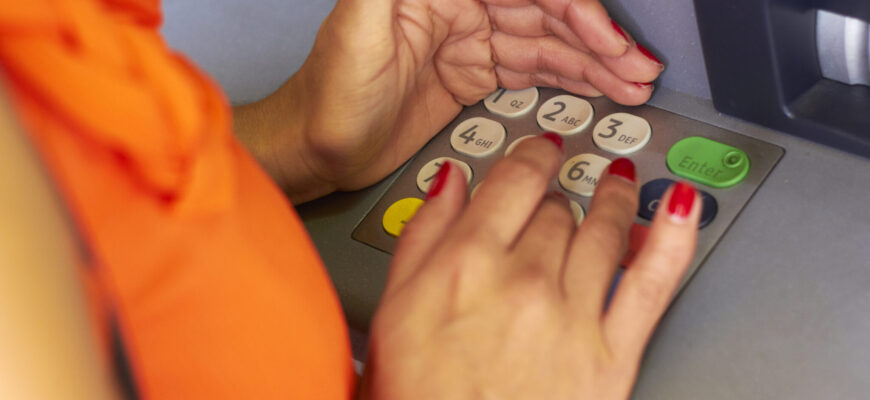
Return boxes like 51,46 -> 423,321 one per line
484,87 -> 539,118
536,95 -> 594,135
450,117 -> 506,158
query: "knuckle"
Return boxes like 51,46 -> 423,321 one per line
493,154 -> 551,186
508,268 -> 557,309
630,270 -> 673,313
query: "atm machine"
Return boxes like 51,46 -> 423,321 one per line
162,0 -> 870,398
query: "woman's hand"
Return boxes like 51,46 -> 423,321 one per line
233,0 -> 664,203
361,135 -> 700,400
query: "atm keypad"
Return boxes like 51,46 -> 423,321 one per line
353,87 -> 783,290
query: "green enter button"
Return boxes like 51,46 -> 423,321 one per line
667,137 -> 750,188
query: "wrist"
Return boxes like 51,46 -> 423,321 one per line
232,75 -> 337,204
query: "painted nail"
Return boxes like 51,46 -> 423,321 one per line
611,20 -> 630,46
633,82 -> 653,89
426,161 -> 451,199
667,181 -> 696,220
541,132 -> 563,151
607,158 -> 636,182
636,43 -> 664,68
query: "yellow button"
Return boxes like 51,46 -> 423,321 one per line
382,198 -> 425,237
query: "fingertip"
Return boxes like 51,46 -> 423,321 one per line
662,181 -> 701,225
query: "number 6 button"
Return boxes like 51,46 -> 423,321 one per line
559,153 -> 611,197
450,117 -> 506,157
593,113 -> 651,155
536,95 -> 594,135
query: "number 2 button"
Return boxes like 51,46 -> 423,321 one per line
450,117 -> 506,158
536,95 -> 594,135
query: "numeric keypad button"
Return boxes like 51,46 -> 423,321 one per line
416,157 -> 473,193
593,113 -> 651,154
484,87 -> 539,118
450,117 -> 506,157
536,95 -> 594,135
382,198 -> 424,237
558,153 -> 611,197
569,200 -> 586,225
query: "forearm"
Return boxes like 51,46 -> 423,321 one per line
232,77 -> 337,204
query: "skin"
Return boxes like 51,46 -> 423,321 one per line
232,0 -> 693,397
233,0 -> 664,203
362,138 -> 701,399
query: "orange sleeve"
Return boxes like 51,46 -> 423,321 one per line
0,1 -> 356,399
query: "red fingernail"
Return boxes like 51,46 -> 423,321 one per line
607,158 -> 636,182
667,181 -> 696,219
541,132 -> 563,150
611,20 -> 630,45
636,43 -> 663,67
633,82 -> 653,89
426,161 -> 451,199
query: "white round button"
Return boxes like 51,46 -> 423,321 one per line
504,135 -> 535,156
536,95 -> 594,135
569,200 -> 586,225
592,113 -> 652,155
450,117 -> 506,157
416,157 -> 473,193
558,153 -> 611,197
484,87 -> 539,118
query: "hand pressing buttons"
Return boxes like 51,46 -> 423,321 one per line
638,178 -> 718,228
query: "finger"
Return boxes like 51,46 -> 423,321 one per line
384,162 -> 468,298
487,4 -> 588,50
450,133 -> 563,251
603,182 -> 701,361
490,32 -> 652,105
597,42 -> 665,84
562,158 -> 639,311
509,192 -> 576,277
484,0 -> 630,57
495,66 -> 604,97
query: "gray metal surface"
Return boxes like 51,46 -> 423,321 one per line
353,88 -> 783,301
818,10 -> 870,86
163,1 -> 870,398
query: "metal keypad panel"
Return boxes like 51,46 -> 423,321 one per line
352,87 -> 783,291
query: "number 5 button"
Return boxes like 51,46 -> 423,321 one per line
558,153 -> 611,197
450,117 -> 506,157
536,95 -> 594,135
593,113 -> 651,155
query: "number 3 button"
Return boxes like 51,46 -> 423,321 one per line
536,95 -> 594,135
450,117 -> 506,157
559,153 -> 611,197
593,113 -> 651,155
